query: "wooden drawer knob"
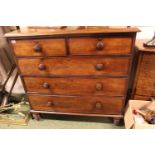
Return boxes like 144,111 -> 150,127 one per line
47,101 -> 59,107
33,43 -> 42,52
53,102 -> 59,106
96,83 -> 103,91
95,63 -> 104,71
95,102 -> 102,109
43,82 -> 50,88
38,64 -> 46,70
96,41 -> 104,50
47,101 -> 53,107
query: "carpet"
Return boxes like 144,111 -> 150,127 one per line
0,114 -> 124,129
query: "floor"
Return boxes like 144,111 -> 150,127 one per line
0,114 -> 124,129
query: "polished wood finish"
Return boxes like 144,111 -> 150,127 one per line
69,37 -> 132,55
11,38 -> 66,56
133,95 -> 152,100
17,57 -> 130,76
135,39 -> 155,53
5,26 -> 140,38
23,77 -> 127,96
132,39 -> 155,100
135,54 -> 155,97
5,27 -> 139,124
28,95 -> 124,115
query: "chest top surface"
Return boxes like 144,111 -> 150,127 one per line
5,26 -> 140,38
136,39 -> 155,53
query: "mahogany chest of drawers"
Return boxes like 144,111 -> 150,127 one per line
5,27 -> 139,125
132,39 -> 155,100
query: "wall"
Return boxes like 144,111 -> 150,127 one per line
137,26 -> 155,39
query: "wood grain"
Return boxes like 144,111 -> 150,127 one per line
23,77 -> 127,96
11,38 -> 66,56
133,95 -> 152,101
134,54 -> 155,97
5,26 -> 139,122
136,39 -> 155,53
69,37 -> 132,55
5,26 -> 140,38
28,95 -> 124,115
17,57 -> 130,76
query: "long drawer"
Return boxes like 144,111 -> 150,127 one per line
69,37 -> 133,55
28,95 -> 124,115
24,77 -> 127,96
11,38 -> 66,56
17,57 -> 130,76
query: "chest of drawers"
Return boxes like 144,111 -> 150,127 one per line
132,39 -> 155,100
5,27 -> 139,125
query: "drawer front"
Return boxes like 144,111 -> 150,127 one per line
28,95 -> 124,115
135,77 -> 155,97
133,95 -> 151,101
24,77 -> 127,96
69,37 -> 132,55
135,54 -> 155,96
11,38 -> 66,56
18,57 -> 130,76
138,54 -> 155,79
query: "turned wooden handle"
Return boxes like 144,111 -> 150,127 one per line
38,64 -> 46,70
43,82 -> 50,88
96,41 -> 104,50
95,63 -> 104,71
95,102 -> 102,109
47,101 -> 59,107
95,83 -> 103,91
33,43 -> 42,52
47,101 -> 53,107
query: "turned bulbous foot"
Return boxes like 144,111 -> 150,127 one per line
32,113 -> 41,121
113,118 -> 122,126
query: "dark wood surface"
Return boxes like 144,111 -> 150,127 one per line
23,77 -> 127,96
135,54 -> 155,96
17,57 -> 130,76
5,26 -> 140,38
136,39 -> 155,53
132,40 -> 155,100
28,94 -> 124,115
69,37 -> 132,55
133,95 -> 152,100
11,38 -> 66,56
5,27 -> 139,124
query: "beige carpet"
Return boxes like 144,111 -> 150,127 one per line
0,114 -> 124,129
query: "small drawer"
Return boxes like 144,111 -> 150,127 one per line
134,54 -> 155,97
69,37 -> 132,55
17,57 -> 130,76
135,78 -> 155,97
133,95 -> 151,100
11,38 -> 66,56
137,54 -> 155,80
24,77 -> 127,96
28,95 -> 124,115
